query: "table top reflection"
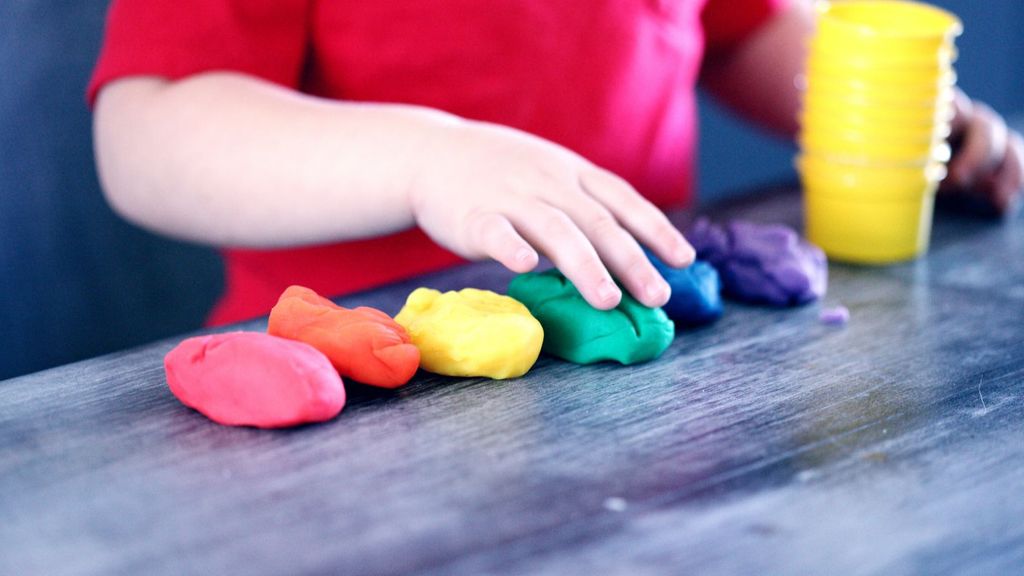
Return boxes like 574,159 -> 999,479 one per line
2,186 -> 1022,575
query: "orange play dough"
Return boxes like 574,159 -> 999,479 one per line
267,285 -> 420,388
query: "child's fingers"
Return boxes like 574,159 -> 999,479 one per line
465,211 -> 539,273
991,132 -> 1024,215
949,101 -> 1008,189
578,167 -> 695,267
553,195 -> 671,308
948,88 -> 972,140
507,203 -> 622,310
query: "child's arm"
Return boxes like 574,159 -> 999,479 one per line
94,73 -> 694,310
700,0 -> 1023,215
698,0 -> 813,137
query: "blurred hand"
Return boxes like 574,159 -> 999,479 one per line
942,88 -> 1024,216
409,119 -> 695,310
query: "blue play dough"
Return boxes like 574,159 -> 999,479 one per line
647,251 -> 723,326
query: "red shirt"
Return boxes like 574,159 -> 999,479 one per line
89,0 -> 786,325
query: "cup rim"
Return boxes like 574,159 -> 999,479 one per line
796,153 -> 949,179
808,41 -> 958,67
805,68 -> 958,88
801,99 -> 956,120
806,59 -> 956,77
802,129 -> 951,144
801,121 -> 955,136
803,89 -> 955,109
816,0 -> 963,40
795,143 -> 952,166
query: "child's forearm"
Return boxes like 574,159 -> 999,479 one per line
94,71 -> 695,311
94,72 -> 455,248
699,0 -> 814,137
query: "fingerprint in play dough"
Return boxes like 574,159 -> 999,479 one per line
395,287 -> 543,379
508,269 -> 674,365
646,251 -> 723,326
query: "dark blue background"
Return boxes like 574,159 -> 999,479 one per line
1,1 -> 1021,379
0,3 -> 223,380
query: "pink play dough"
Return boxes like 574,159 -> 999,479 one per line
164,332 -> 346,428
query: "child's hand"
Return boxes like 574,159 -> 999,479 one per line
409,119 -> 695,310
942,89 -> 1024,216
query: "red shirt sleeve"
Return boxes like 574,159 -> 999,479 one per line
87,0 -> 310,105
702,0 -> 791,53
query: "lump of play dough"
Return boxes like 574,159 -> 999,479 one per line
820,305 -> 850,326
507,269 -> 675,365
646,251 -> 723,326
394,288 -> 543,379
687,218 -> 827,306
267,285 -> 419,388
164,332 -> 345,428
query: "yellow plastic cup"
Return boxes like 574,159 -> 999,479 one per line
804,191 -> 936,263
797,154 -> 947,199
808,0 -> 962,88
800,109 -> 952,141
807,43 -> 957,70
801,96 -> 955,127
804,86 -> 951,111
812,33 -> 954,62
797,154 -> 946,262
803,82 -> 955,108
807,57 -> 954,84
806,69 -> 956,95
799,133 -> 951,163
815,1 -> 963,45
800,122 -> 951,148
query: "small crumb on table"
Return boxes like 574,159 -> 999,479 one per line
819,305 -> 850,326
603,497 -> 628,512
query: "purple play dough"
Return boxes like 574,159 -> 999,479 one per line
687,218 -> 827,306
820,306 -> 850,326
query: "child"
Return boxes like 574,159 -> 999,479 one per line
89,0 -> 1022,326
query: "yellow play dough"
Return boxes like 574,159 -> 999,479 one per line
395,288 -> 544,379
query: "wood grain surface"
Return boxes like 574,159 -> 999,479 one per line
2,187 -> 1022,576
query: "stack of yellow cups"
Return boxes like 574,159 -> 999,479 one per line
798,0 -> 962,263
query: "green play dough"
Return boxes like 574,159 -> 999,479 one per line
507,269 -> 675,365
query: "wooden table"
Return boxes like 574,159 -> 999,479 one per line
2,188 -> 1022,575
